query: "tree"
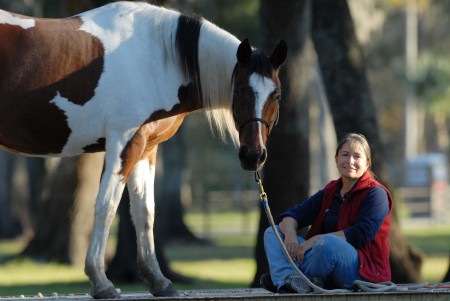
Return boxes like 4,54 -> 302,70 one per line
22,157 -> 78,262
0,152 -> 22,239
310,0 -> 423,283
253,0 -> 425,287
252,0 -> 311,287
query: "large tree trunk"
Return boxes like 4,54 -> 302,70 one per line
155,129 -> 202,244
252,0 -> 311,288
311,0 -> 423,283
21,157 -> 78,263
0,152 -> 22,239
69,153 -> 104,267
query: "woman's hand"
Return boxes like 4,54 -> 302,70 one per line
295,235 -> 321,263
295,232 -> 344,263
279,217 -> 301,260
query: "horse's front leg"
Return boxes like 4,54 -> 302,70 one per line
84,146 -> 126,299
127,147 -> 178,297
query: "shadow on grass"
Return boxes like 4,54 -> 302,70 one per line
165,243 -> 254,261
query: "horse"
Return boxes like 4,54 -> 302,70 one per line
0,2 -> 287,299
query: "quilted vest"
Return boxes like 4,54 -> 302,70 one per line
306,171 -> 393,282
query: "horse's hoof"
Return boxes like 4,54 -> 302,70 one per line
152,283 -> 179,297
91,285 -> 121,299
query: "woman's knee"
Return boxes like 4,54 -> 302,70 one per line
264,225 -> 278,241
314,234 -> 355,258
313,234 -> 340,255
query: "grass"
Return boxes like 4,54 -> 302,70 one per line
0,211 -> 448,298
401,223 -> 450,283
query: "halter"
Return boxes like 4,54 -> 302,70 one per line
237,102 -> 280,134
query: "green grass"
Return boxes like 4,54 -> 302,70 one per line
0,211 -> 448,298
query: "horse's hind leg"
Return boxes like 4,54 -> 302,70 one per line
127,153 -> 178,297
85,149 -> 126,299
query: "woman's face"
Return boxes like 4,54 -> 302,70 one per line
335,141 -> 369,181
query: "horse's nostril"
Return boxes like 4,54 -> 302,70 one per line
239,145 -> 249,161
239,145 -> 267,170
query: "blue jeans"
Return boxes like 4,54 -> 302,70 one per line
264,226 -> 365,290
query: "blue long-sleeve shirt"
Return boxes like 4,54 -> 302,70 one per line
277,186 -> 389,249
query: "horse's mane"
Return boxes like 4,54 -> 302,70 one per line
130,3 -> 240,145
197,20 -> 240,146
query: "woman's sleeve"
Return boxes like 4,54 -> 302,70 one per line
276,190 -> 324,229
343,186 -> 390,248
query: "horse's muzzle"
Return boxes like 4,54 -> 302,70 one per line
238,145 -> 267,171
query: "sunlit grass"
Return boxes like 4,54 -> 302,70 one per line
171,259 -> 255,287
421,257 -> 448,283
0,259 -> 85,285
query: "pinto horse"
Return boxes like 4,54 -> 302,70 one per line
0,2 -> 287,299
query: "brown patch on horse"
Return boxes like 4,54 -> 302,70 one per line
83,138 -> 106,153
119,114 -> 188,182
119,83 -> 202,181
0,15 -> 104,155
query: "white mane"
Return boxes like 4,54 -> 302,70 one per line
137,3 -> 240,145
198,21 -> 240,146
111,2 -> 241,145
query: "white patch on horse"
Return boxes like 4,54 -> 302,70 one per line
249,73 -> 276,145
50,92 -> 106,155
129,160 -> 156,215
50,3 -> 189,155
0,10 -> 35,29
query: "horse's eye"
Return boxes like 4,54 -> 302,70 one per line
234,90 -> 239,97
275,94 -> 282,102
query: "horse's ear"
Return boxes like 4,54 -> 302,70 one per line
237,39 -> 252,64
270,40 -> 288,70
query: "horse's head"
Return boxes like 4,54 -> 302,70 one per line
232,39 -> 287,171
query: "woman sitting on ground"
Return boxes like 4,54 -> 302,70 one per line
262,133 -> 393,293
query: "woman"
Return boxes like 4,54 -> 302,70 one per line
263,133 -> 393,293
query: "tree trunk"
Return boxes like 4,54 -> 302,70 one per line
155,129 -> 202,244
311,0 -> 423,283
69,153 -> 104,267
21,158 -> 77,263
443,253 -> 450,282
0,152 -> 22,239
252,0 -> 311,288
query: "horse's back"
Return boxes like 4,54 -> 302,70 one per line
0,2 -> 188,157
0,9 -> 109,156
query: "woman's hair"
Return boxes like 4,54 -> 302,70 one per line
335,133 -> 372,168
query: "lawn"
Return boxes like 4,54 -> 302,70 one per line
0,211 -> 448,298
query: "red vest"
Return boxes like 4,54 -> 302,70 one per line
306,171 -> 393,283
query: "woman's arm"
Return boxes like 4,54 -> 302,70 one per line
343,186 -> 390,248
278,216 -> 299,259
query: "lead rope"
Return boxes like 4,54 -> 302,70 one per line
254,171 -> 414,294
